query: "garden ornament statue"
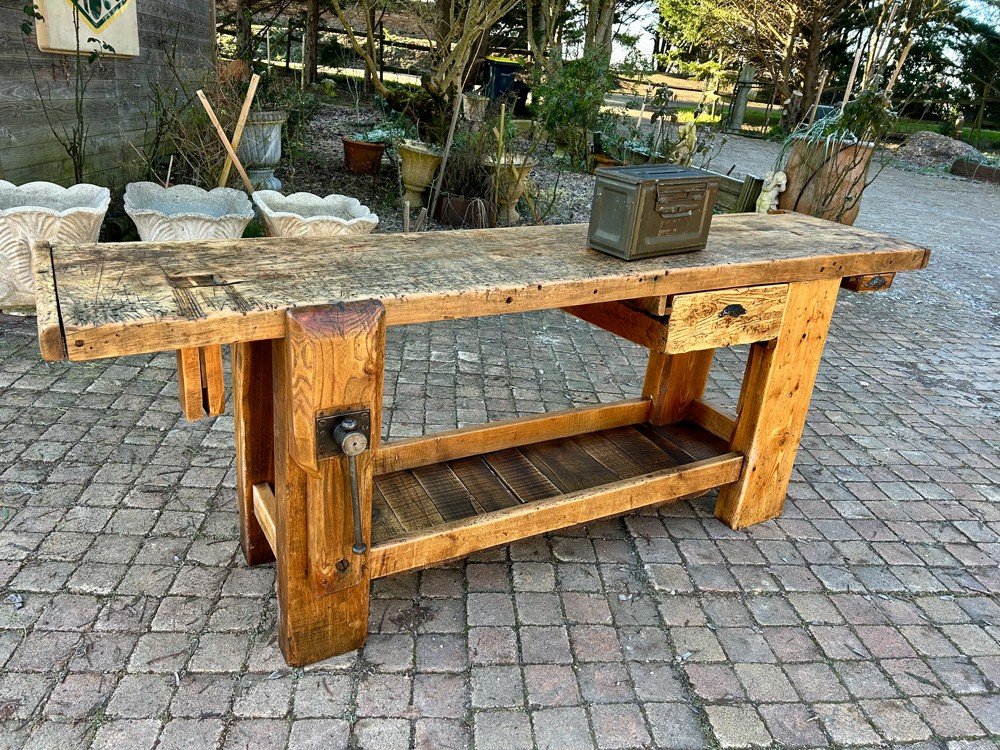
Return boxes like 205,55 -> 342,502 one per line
674,123 -> 698,166
757,170 -> 787,213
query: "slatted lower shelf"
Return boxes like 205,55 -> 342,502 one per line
368,421 -> 741,577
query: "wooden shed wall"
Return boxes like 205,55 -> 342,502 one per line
0,0 -> 216,186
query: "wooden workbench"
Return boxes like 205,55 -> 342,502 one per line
34,213 -> 929,666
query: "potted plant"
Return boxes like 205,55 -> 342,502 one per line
237,110 -> 288,190
435,131 -> 495,228
252,191 -> 379,237
777,87 -> 897,225
397,140 -> 442,209
0,180 -> 110,309
124,182 -> 254,240
342,127 -> 403,176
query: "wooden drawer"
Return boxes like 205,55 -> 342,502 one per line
665,284 -> 788,353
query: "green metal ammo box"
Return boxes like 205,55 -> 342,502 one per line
587,165 -> 720,260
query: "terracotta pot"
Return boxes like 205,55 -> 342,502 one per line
398,141 -> 442,209
779,138 -> 874,225
342,137 -> 387,176
434,194 -> 495,228
591,153 -> 623,174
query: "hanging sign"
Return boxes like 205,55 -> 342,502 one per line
35,0 -> 140,58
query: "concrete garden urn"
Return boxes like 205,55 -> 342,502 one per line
397,140 -> 441,209
236,110 -> 288,190
124,182 -> 254,241
0,180 -> 110,309
252,191 -> 378,237
488,155 -> 535,225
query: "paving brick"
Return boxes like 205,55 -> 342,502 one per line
106,674 -> 175,718
588,703 -> 651,749
355,673 -> 412,717
474,709 -> 533,750
412,673 -> 468,719
531,706 -> 594,750
471,665 -> 524,708
413,718 -> 471,750
813,702 -> 882,746
860,698 -> 933,742
524,664 -> 581,707
759,703 -> 828,748
705,704 -> 772,748
644,702 -> 708,749
350,717 -> 410,749
89,720 -> 161,750
221,719 -> 290,750
287,719 -> 350,749
156,718 -> 224,750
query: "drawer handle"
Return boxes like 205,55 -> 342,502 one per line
719,303 -> 747,319
657,208 -> 695,219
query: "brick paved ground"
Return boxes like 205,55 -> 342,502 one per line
1,137 -> 998,749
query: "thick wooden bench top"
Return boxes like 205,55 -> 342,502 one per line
35,212 -> 928,362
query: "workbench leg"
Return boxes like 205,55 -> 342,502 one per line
643,349 -> 715,425
233,340 -> 275,566
715,279 -> 840,529
272,302 -> 386,666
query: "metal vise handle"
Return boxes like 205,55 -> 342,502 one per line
332,418 -> 368,555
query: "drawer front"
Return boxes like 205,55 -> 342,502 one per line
666,284 -> 788,353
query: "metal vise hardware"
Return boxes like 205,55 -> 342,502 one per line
316,410 -> 371,555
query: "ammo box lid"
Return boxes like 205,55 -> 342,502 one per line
594,164 -> 719,186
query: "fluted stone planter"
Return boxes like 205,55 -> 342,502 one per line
236,110 -> 288,190
0,180 -> 110,309
252,191 -> 378,237
488,155 -> 534,225
397,141 -> 441,209
124,182 -> 254,241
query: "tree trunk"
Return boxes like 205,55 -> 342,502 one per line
364,6 -> 376,89
303,0 -> 320,86
236,0 -> 254,65
585,0 -> 615,52
793,14 -> 825,127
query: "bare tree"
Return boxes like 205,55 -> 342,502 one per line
330,0 -> 519,101
525,0 -> 568,72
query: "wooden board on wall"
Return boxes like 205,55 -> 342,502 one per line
0,3 -> 214,184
